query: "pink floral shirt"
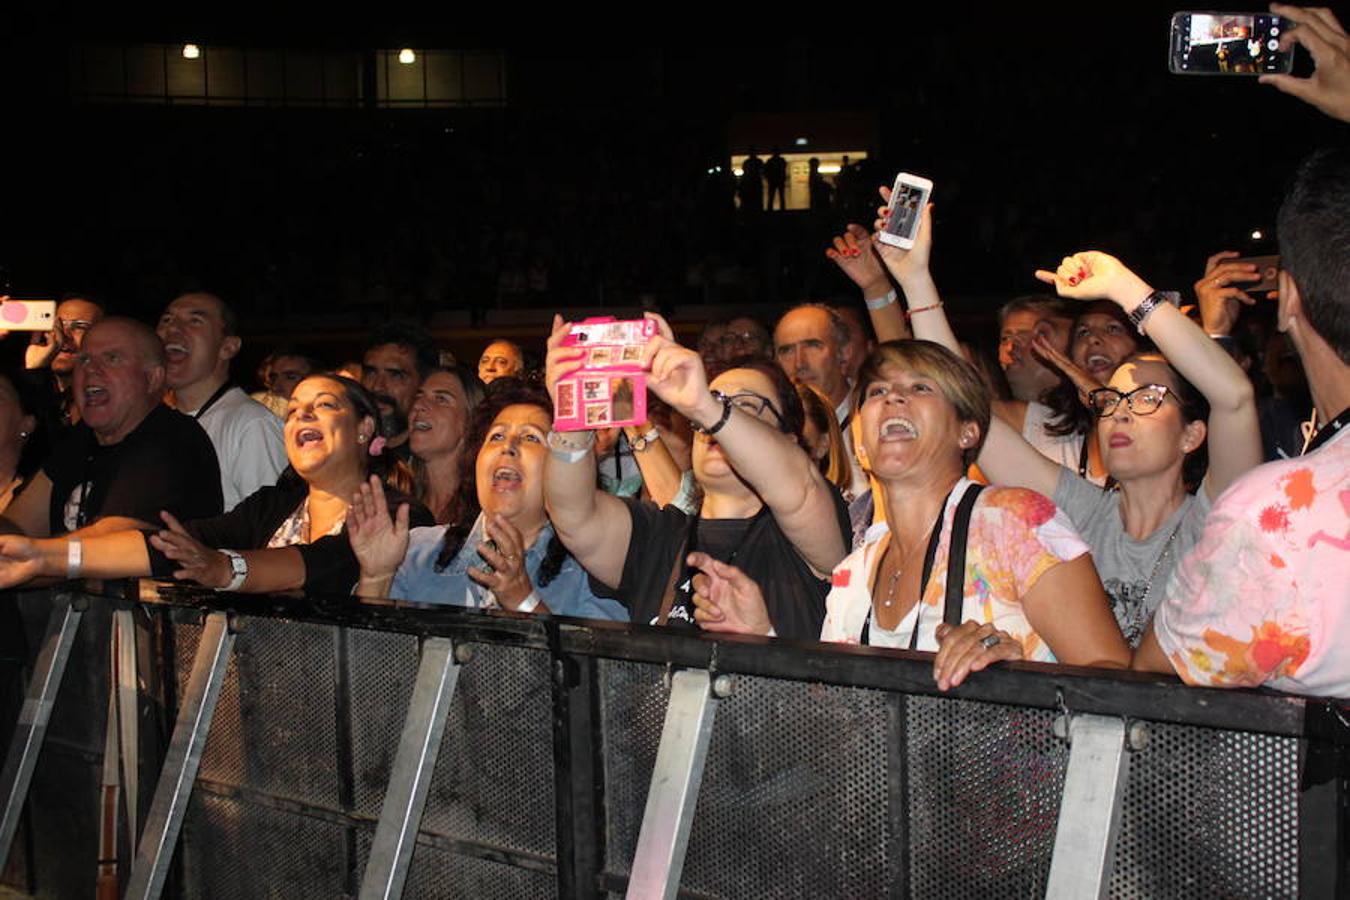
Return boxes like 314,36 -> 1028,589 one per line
1154,428 -> 1350,695
820,480 -> 1090,659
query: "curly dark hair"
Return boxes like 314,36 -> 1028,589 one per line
431,377 -> 571,589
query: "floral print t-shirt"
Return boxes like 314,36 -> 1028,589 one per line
820,480 -> 1091,659
1154,427 -> 1350,695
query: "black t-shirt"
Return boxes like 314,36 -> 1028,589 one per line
589,489 -> 850,641
42,404 -> 223,535
143,471 -> 434,595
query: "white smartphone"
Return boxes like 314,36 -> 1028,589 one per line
0,299 -> 57,331
878,173 -> 933,250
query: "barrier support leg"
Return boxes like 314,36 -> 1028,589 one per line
0,593 -> 83,871
1046,714 -> 1129,900
123,611 -> 234,900
626,669 -> 725,900
358,636 -> 461,900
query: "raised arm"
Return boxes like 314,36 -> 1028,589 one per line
873,198 -> 1064,498
623,423 -> 686,508
541,316 -> 634,589
1035,252 -> 1261,498
825,223 -> 911,342
643,315 -> 846,574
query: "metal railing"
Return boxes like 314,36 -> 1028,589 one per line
1,583 -> 1346,899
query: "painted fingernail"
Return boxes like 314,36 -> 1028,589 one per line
1068,276 -> 1079,286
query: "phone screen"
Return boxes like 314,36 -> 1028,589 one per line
1172,13 -> 1291,75
884,182 -> 928,244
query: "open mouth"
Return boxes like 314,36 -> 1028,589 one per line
1084,353 -> 1115,375
492,466 -> 522,489
82,385 -> 109,408
295,428 -> 324,448
879,417 -> 918,440
163,342 -> 189,363
411,418 -> 433,432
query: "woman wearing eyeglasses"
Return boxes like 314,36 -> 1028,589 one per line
875,200 -> 1262,645
543,314 -> 850,639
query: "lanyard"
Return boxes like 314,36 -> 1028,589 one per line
1303,406 -> 1350,456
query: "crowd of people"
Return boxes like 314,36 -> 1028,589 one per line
0,4 -> 1344,698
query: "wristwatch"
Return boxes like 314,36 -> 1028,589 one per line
217,549 -> 249,592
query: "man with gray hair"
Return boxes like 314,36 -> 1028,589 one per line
0,317 -> 222,538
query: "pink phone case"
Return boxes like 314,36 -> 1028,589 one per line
554,317 -> 656,431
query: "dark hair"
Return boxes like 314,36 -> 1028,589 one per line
365,322 -> 440,378
1277,146 -> 1350,363
1121,352 -> 1210,491
997,295 -> 1074,330
1,371 -> 48,480
302,374 -> 415,489
706,355 -> 809,451
410,365 -> 487,522
1043,301 -> 1147,438
432,378 -> 570,588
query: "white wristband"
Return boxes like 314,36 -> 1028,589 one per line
516,591 -> 541,614
865,290 -> 898,311
547,429 -> 595,463
66,538 -> 82,579
217,549 -> 248,592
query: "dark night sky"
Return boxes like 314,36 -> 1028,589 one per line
1,6 -> 1344,335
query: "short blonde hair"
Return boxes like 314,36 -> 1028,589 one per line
855,340 -> 991,467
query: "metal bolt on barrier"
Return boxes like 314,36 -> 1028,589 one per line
453,642 -> 475,664
711,674 -> 734,698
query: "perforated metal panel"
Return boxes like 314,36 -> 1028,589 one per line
905,695 -> 1066,898
600,660 -> 896,897
181,791 -> 351,899
1109,722 -> 1299,898
356,827 -> 559,900
193,617 -> 341,806
413,642 -> 557,857
345,628 -> 420,816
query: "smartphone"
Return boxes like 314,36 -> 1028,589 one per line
1169,12 -> 1293,75
554,317 -> 655,431
0,299 -> 57,331
1233,254 -> 1280,293
878,173 -> 933,250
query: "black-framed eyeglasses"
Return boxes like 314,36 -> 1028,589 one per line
1088,384 -> 1176,418
713,389 -> 784,427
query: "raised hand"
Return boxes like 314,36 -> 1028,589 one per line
466,513 -> 537,610
873,187 -> 934,285
0,535 -> 46,589
149,511 -> 231,587
544,314 -> 588,421
1195,251 -> 1261,336
640,313 -> 721,427
826,223 -> 890,297
1034,251 -> 1152,309
348,474 -> 410,580
687,551 -> 773,635
1261,4 -> 1350,123
932,620 -> 1023,691
24,317 -> 66,371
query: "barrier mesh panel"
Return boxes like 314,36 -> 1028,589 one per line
600,660 -> 896,897
414,642 -> 557,858
1109,722 -> 1299,898
356,827 -> 559,899
192,616 -> 341,807
181,792 -> 350,899
905,695 -> 1067,899
345,628 -> 419,817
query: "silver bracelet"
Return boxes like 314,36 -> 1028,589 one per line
547,429 -> 595,463
516,591 -> 541,614
66,538 -> 82,579
865,289 -> 898,311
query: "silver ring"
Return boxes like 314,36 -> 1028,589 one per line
980,633 -> 1001,650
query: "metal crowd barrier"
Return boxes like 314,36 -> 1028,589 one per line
0,583 -> 1346,899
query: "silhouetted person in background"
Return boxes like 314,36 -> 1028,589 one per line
764,148 -> 788,210
739,149 -> 764,213
809,158 -> 833,211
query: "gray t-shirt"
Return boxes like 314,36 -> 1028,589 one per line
1054,470 -> 1211,647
